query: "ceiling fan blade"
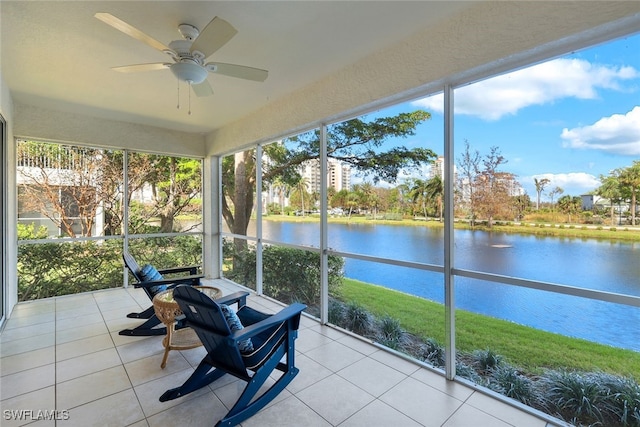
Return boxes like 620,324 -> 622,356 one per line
192,80 -> 214,97
190,17 -> 238,60
95,13 -> 171,53
207,62 -> 268,82
111,63 -> 170,73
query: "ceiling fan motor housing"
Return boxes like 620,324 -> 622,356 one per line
178,23 -> 199,41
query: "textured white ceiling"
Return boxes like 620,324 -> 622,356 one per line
1,1 -> 472,134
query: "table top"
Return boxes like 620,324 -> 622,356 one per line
154,285 -> 222,305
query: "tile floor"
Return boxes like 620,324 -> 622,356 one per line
0,279 -> 565,427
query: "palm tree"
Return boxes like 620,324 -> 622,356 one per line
425,175 -> 444,221
597,174 -> 622,226
619,161 -> 640,226
533,177 -> 550,210
409,178 -> 429,218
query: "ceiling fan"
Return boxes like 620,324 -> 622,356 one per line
95,12 -> 268,98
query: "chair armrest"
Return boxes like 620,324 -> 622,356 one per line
231,303 -> 306,343
214,291 -> 250,308
158,265 -> 200,275
134,274 -> 203,288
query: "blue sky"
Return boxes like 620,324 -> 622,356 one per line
366,32 -> 640,201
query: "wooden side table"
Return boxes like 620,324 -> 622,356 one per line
152,285 -> 222,368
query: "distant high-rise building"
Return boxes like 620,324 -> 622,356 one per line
300,158 -> 351,193
430,156 -> 445,181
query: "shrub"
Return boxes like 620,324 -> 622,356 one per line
328,299 -> 345,325
376,315 -> 408,350
227,245 -> 345,307
489,365 -> 534,405
343,301 -> 373,335
418,338 -> 445,368
472,349 -> 504,373
537,370 -> 607,426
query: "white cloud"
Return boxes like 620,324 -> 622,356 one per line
525,172 -> 600,197
560,106 -> 640,155
412,59 -> 638,120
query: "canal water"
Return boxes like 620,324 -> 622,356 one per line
255,220 -> 640,351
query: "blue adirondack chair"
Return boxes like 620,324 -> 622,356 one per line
119,251 -> 204,336
160,285 -> 306,427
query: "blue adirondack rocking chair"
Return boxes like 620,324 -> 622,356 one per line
119,251 -> 204,336
160,285 -> 306,427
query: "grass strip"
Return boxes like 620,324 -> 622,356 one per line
337,278 -> 640,376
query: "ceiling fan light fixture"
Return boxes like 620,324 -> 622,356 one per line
170,61 -> 208,84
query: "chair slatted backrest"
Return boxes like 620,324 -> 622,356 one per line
173,286 -> 250,380
123,251 -> 143,282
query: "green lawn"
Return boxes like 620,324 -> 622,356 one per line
337,278 -> 640,376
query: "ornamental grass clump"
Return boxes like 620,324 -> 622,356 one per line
376,315 -> 408,350
418,338 -> 446,368
488,365 -> 534,406
343,301 -> 373,335
472,348 -> 504,374
537,370 -> 608,426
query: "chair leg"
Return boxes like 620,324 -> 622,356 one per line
217,344 -> 298,427
127,305 -> 155,319
159,359 -> 226,402
119,315 -> 166,336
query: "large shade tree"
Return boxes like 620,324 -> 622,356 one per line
222,110 -> 437,239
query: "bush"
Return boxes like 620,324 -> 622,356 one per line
472,348 -> 504,373
226,245 -> 345,308
538,370 -> 608,425
343,301 -> 373,335
376,315 -> 408,350
418,338 -> 445,368
489,365 -> 534,405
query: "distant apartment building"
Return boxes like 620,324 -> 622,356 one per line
429,156 -> 445,181
300,158 -> 351,193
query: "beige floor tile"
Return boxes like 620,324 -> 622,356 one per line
55,389 -> 145,427
56,365 -> 131,410
9,300 -> 55,317
56,348 -> 122,382
212,375 -> 291,413
146,391 -> 227,427
443,403 -> 512,427
55,322 -> 111,344
3,312 -> 55,330
304,340 -> 366,372
55,304 -> 101,321
178,345 -> 208,367
380,377 -> 464,427
133,367 -> 212,417
55,313 -> 104,332
116,336 -> 165,364
295,328 -> 334,353
296,374 -> 375,425
0,334 -> 55,357
368,348 -> 421,376
465,391 -> 549,427
336,333 -> 379,355
243,395 -> 332,427
124,353 -> 192,387
0,321 -> 55,343
0,386 -> 55,427
0,364 -> 55,401
338,356 -> 407,397
55,333 -> 114,361
0,346 -> 55,377
340,399 -> 423,427
412,367 -> 475,401
284,353 -> 333,394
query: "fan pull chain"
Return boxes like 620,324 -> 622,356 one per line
188,82 -> 192,115
176,79 -> 180,110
